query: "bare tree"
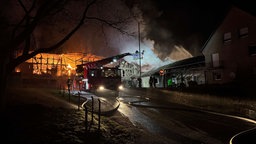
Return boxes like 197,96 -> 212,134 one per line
0,0 -> 133,111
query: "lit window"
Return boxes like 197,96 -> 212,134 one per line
223,32 -> 231,43
239,27 -> 248,38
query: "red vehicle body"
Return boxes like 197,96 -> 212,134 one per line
76,66 -> 123,91
87,67 -> 122,90
75,53 -> 130,91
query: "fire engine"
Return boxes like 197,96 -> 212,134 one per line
75,53 -> 131,91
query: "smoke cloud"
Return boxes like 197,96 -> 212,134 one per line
126,0 -> 231,61
37,0 -> 230,72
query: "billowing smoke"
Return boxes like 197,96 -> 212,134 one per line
125,0 -> 231,61
37,0 -> 230,72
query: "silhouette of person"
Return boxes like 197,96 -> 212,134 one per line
149,76 -> 153,87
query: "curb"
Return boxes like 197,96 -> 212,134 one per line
80,96 -> 120,116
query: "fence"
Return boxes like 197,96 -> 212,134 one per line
59,86 -> 103,132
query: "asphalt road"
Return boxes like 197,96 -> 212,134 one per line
115,89 -> 256,144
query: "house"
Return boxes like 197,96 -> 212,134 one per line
202,6 -> 256,86
141,5 -> 256,90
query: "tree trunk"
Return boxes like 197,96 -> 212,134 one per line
0,63 -> 8,114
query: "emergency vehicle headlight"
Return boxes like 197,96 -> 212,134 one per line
118,85 -> 124,90
99,85 -> 105,90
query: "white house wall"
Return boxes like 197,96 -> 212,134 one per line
202,6 -> 256,84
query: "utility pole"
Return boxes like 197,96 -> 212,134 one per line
138,22 -> 142,88
138,22 -> 141,77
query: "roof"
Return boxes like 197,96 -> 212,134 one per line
142,55 -> 205,77
77,53 -> 132,69
200,5 -> 256,52
161,55 -> 205,69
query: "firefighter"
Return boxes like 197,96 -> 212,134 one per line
67,78 -> 72,90
149,76 -> 153,87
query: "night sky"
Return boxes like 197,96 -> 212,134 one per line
64,0 -> 255,72
129,0 -> 256,60
116,0 -> 255,71
4,0 -> 254,72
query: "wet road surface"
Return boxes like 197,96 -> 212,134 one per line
116,90 -> 256,144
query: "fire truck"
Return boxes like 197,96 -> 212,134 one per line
75,53 -> 131,91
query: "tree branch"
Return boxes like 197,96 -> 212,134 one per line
8,0 -> 98,72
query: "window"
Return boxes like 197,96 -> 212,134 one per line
213,71 -> 221,80
249,45 -> 256,56
212,53 -> 220,67
101,69 -> 121,77
223,32 -> 231,43
239,27 -> 248,38
253,67 -> 256,75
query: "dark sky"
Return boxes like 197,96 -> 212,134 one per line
68,0 -> 255,71
55,0 -> 256,71
31,0 -> 255,71
152,0 -> 255,38
127,0 -> 256,60
2,0 -> 254,72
